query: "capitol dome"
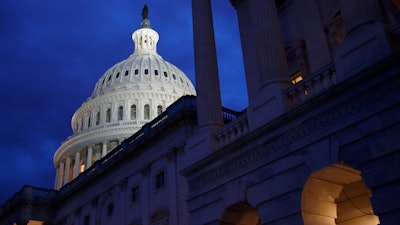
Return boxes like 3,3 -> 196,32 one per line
53,6 -> 196,189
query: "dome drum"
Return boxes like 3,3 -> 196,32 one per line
54,12 -> 196,189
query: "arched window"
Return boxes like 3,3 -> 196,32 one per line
106,108 -> 111,123
88,116 -> 91,128
96,112 -> 100,125
157,105 -> 163,116
118,106 -> 123,121
131,104 -> 137,120
144,104 -> 150,120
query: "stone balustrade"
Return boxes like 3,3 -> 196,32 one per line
215,114 -> 249,148
287,63 -> 337,106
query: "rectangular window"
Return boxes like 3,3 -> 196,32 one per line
131,185 -> 140,203
155,171 -> 165,190
84,215 -> 90,225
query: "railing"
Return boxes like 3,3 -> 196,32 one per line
215,114 -> 249,148
287,63 -> 337,106
59,96 -> 197,194
0,186 -> 57,215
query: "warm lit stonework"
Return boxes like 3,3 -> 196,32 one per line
1,1 -> 400,225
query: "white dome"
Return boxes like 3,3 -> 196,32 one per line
53,12 -> 196,189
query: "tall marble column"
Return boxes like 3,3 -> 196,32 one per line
87,146 -> 93,168
63,156 -> 71,184
340,0 -> 383,36
334,0 -> 391,79
242,0 -> 290,130
102,141 -> 107,157
250,0 -> 289,86
57,162 -> 64,189
192,0 -> 223,131
73,151 -> 81,178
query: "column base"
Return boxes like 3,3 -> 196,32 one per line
247,82 -> 290,131
334,21 -> 392,81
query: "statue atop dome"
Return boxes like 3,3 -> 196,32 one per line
141,4 -> 151,28
142,4 -> 149,19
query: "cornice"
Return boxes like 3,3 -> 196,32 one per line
186,71 -> 400,192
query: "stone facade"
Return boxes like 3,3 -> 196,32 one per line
1,0 -> 400,225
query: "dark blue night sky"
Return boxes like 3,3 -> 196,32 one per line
0,0 -> 247,204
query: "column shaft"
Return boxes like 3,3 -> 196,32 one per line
57,162 -> 64,189
87,146 -> 93,168
63,157 -> 71,184
192,0 -> 223,131
340,0 -> 383,35
73,151 -> 81,178
250,0 -> 289,87
102,142 -> 107,157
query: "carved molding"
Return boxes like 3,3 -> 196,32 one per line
188,76 -> 400,191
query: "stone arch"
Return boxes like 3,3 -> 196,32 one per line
302,163 -> 380,225
220,202 -> 260,225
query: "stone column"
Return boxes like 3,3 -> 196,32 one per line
334,0 -> 391,79
102,141 -> 107,157
192,0 -> 223,131
57,162 -> 64,189
87,146 -> 93,168
244,0 -> 290,130
340,0 -> 383,35
73,151 -> 81,178
63,156 -> 71,184
250,0 -> 289,87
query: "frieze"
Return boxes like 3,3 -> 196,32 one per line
188,76 -> 400,191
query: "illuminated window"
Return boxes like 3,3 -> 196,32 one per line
80,164 -> 85,173
290,71 -> 303,84
131,104 -> 137,120
106,108 -> 111,123
144,104 -> 150,120
155,171 -> 165,190
118,106 -> 123,121
157,105 -> 163,115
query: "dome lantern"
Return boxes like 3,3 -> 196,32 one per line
133,4 -> 158,54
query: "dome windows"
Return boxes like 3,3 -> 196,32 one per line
131,104 -> 137,120
125,70 -> 129,76
145,69 -> 149,75
157,105 -> 163,115
154,70 -> 159,75
108,75 -> 112,82
106,108 -> 111,123
172,74 -> 176,80
144,104 -> 150,120
164,72 -> 168,77
116,72 -> 120,79
118,106 -> 124,121
134,69 -> 139,75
